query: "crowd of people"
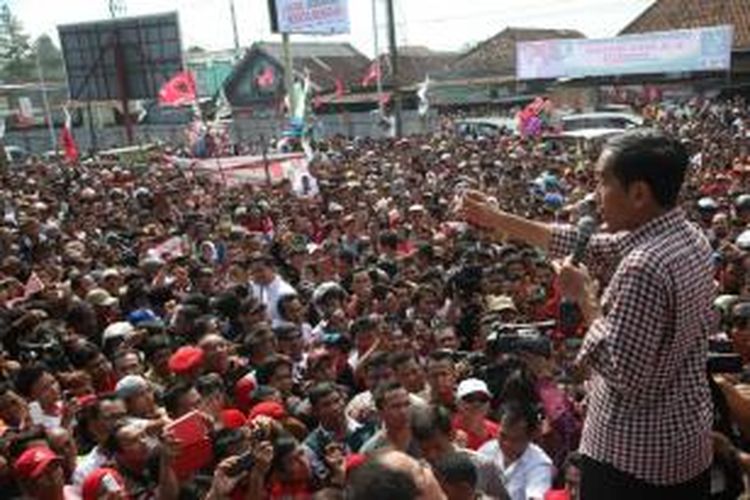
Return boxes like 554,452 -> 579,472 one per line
0,94 -> 749,500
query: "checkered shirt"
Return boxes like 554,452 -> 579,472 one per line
550,208 -> 714,485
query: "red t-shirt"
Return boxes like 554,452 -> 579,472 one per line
451,414 -> 499,451
544,490 -> 570,500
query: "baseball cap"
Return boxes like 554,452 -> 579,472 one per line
115,375 -> 149,400
82,468 -> 126,500
102,268 -> 121,280
127,309 -> 160,326
168,346 -> 205,375
456,378 -> 491,400
221,409 -> 247,429
14,446 -> 61,480
736,230 -> 750,250
697,197 -> 718,211
486,295 -> 517,313
248,401 -> 286,421
86,288 -> 118,307
102,321 -> 136,344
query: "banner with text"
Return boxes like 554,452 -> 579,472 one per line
273,0 -> 350,34
517,25 -> 733,80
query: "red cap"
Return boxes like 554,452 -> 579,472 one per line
168,346 -> 205,374
221,409 -> 247,429
13,446 -> 60,480
233,374 -> 256,412
82,468 -> 126,500
248,401 -> 286,421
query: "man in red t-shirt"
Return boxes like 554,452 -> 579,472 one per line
451,378 -> 499,451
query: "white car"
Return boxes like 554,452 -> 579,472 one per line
561,112 -> 644,132
455,117 -> 518,138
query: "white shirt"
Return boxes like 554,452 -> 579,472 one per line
251,275 -> 296,322
477,440 -> 552,500
29,401 -> 62,430
73,445 -> 109,486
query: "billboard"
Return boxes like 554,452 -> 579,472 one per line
58,13 -> 184,101
517,25 -> 733,80
269,0 -> 350,34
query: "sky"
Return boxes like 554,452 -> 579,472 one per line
7,0 -> 655,57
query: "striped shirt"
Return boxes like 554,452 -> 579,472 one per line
550,208 -> 714,485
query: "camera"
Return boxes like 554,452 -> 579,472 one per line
487,325 -> 553,358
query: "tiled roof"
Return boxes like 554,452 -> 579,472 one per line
255,41 -> 371,91
447,27 -> 585,78
375,46 -> 458,87
620,0 -> 750,49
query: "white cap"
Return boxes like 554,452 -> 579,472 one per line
115,375 -> 149,399
456,378 -> 491,400
737,230 -> 750,250
102,321 -> 135,342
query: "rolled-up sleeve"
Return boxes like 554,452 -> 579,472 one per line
549,224 -> 627,283
576,256 -> 667,398
548,224 -> 579,260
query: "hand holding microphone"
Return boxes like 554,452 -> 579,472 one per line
559,217 -> 598,332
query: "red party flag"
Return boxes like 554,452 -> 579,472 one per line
159,71 -> 197,107
361,61 -> 381,87
256,66 -> 276,89
59,108 -> 79,164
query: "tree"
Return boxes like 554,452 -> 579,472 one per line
0,4 -> 34,83
33,35 -> 66,82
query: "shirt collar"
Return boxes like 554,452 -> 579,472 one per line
620,207 -> 686,250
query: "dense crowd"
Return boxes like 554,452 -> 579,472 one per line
1,95 -> 750,500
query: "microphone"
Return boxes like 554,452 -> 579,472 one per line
570,216 -> 597,266
560,216 -> 597,334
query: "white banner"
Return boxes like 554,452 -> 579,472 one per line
274,0 -> 350,34
517,25 -> 733,80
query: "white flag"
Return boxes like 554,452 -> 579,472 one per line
417,75 -> 430,116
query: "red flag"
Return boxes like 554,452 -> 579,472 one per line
59,108 -> 79,164
335,78 -> 346,97
361,61 -> 381,87
159,71 -> 197,107
5,272 -> 45,308
256,66 -> 276,89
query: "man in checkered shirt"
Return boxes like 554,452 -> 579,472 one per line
462,129 -> 712,499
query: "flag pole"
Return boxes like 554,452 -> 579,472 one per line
35,44 -> 57,153
371,0 -> 384,115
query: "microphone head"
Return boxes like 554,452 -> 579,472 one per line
577,215 -> 597,236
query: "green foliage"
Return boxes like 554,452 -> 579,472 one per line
0,6 -> 66,83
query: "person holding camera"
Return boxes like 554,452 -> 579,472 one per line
463,130 -> 714,499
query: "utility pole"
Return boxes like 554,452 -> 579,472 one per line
229,0 -> 240,57
385,0 -> 402,136
282,33 -> 294,117
371,0 -> 384,115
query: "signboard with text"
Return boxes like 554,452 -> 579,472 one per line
269,0 -> 350,34
517,25 -> 733,80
